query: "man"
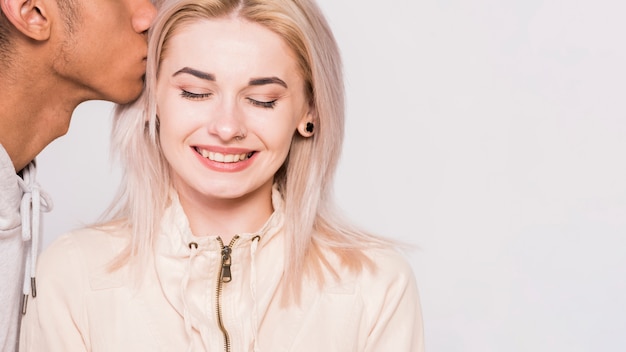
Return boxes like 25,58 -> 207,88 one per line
0,0 -> 156,350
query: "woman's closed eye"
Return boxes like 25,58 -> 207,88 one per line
247,97 -> 277,109
180,89 -> 211,100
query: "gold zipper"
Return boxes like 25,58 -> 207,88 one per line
216,235 -> 239,352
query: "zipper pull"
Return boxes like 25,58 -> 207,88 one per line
221,246 -> 232,283
217,235 -> 239,283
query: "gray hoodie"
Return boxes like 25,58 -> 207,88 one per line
0,145 -> 51,352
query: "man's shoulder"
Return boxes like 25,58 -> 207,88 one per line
0,143 -> 21,236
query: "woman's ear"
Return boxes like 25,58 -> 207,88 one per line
297,109 -> 315,138
1,0 -> 52,41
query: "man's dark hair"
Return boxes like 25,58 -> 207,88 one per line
0,10 -> 10,61
58,0 -> 80,35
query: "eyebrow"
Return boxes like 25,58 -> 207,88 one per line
172,67 -> 287,88
249,77 -> 288,88
173,67 -> 215,81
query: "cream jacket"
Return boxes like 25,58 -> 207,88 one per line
20,192 -> 424,351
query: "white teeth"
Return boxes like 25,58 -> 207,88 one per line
197,148 -> 250,163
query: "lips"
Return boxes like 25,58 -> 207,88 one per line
195,147 -> 254,163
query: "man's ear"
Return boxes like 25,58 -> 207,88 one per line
1,0 -> 51,41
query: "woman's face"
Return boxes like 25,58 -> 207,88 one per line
156,17 -> 310,205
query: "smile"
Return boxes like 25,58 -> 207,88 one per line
195,148 -> 254,163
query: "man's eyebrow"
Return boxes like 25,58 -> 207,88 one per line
173,67 -> 215,81
249,77 -> 288,88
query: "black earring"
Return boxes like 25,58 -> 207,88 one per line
305,122 -> 314,133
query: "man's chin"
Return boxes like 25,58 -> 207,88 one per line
110,84 -> 145,105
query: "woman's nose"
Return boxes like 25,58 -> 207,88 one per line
208,101 -> 248,142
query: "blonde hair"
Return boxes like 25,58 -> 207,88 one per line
103,0 -> 392,302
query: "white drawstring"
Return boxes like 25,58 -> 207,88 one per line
250,235 -> 261,352
18,161 -> 52,314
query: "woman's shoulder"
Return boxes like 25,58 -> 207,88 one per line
352,246 -> 422,324
43,225 -> 129,260
38,225 -> 130,289
361,245 -> 417,287
321,244 -> 418,293
315,245 -> 421,322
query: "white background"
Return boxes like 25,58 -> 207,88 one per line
37,1 -> 626,351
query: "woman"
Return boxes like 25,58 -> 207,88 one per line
20,0 -> 424,350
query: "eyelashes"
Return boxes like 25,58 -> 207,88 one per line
180,90 -> 210,100
247,98 -> 277,109
180,89 -> 277,109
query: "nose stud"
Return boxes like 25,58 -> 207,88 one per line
234,129 -> 246,141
